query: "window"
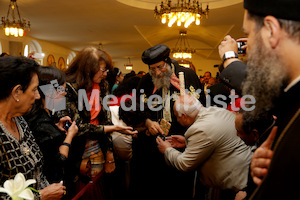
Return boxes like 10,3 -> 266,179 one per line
24,40 -> 44,65
67,51 -> 76,69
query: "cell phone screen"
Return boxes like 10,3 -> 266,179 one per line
237,41 -> 246,54
64,121 -> 72,131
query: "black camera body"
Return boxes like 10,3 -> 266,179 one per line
237,41 -> 246,54
64,120 -> 72,131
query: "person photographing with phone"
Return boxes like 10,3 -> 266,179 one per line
218,0 -> 300,198
24,66 -> 78,185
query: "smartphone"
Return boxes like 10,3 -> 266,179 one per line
237,41 -> 246,54
63,120 -> 72,131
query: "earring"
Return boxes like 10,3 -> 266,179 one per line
16,99 -> 19,102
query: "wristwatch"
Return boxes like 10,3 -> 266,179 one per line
222,51 -> 238,62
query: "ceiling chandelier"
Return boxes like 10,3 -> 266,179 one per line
172,30 -> 195,59
124,57 -> 133,70
1,0 -> 30,37
154,0 -> 209,28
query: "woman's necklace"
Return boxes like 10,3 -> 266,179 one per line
1,118 -> 19,138
0,117 -> 30,156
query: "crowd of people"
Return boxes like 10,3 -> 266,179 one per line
1,0 -> 300,199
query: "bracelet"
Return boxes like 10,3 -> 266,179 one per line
106,160 -> 115,164
61,142 -> 71,148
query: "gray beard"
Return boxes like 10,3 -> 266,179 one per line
150,64 -> 173,90
242,34 -> 287,119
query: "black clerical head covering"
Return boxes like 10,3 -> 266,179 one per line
244,0 -> 300,21
141,44 -> 170,65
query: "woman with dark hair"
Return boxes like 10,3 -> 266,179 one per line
55,46 -> 137,199
0,56 -> 65,199
24,66 -> 78,184
107,67 -> 124,94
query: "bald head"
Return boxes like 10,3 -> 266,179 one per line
174,95 -> 202,118
174,95 -> 202,127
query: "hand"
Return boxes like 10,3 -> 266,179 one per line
235,191 -> 247,200
218,35 -> 241,68
39,182 -> 66,200
251,126 -> 277,185
59,121 -> 78,158
104,125 -> 137,135
116,125 -> 138,136
104,151 -> 116,173
145,119 -> 164,136
67,121 -> 78,138
166,135 -> 186,148
218,35 -> 239,59
56,116 -> 72,131
119,128 -> 138,136
156,136 -> 172,154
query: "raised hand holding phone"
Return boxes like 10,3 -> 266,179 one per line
63,120 -> 72,132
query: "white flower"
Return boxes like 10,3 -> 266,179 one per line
0,173 -> 36,200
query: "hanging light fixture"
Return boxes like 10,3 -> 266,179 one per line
98,42 -> 104,49
154,0 -> 209,28
171,30 -> 195,59
1,0 -> 30,37
124,57 -> 133,70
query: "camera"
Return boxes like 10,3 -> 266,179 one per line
63,120 -> 72,131
237,41 -> 246,54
